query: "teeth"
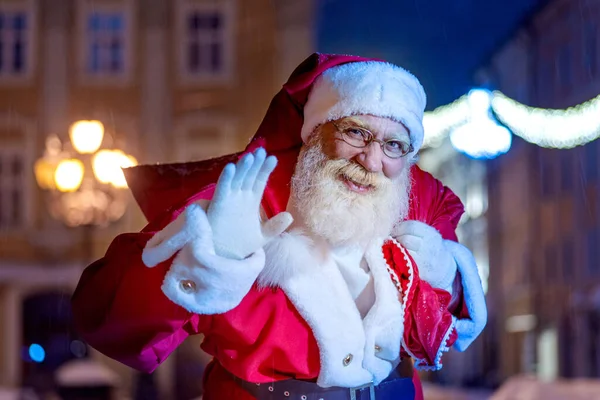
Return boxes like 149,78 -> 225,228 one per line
342,175 -> 367,187
350,179 -> 368,188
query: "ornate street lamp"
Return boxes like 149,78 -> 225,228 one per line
34,120 -> 137,256
28,122 -> 137,393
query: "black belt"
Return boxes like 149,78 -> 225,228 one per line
229,367 -> 415,400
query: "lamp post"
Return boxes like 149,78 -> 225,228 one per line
34,120 -> 137,261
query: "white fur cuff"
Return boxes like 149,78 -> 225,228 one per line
444,240 -> 487,351
151,202 -> 267,315
162,244 -> 266,315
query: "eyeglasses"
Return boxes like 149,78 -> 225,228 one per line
331,121 -> 414,159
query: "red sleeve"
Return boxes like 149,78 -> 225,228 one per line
401,282 -> 458,369
384,241 -> 456,370
71,190 -> 215,373
407,165 -> 470,319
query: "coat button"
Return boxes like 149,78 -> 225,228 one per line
180,279 -> 196,293
374,345 -> 382,352
343,353 -> 353,366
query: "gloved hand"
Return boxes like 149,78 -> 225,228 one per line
142,201 -> 208,268
157,203 -> 266,315
207,148 -> 293,260
393,220 -> 457,293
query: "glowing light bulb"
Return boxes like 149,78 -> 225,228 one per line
92,149 -> 137,188
34,158 -> 58,190
111,152 -> 137,188
54,159 -> 84,192
69,120 -> 104,154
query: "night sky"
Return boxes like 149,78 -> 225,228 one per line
317,0 -> 543,110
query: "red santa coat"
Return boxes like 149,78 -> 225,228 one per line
71,54 -> 483,399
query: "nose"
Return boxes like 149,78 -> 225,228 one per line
355,142 -> 384,173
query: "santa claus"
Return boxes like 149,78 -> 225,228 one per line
72,53 -> 486,400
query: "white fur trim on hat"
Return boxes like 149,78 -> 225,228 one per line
301,61 -> 427,153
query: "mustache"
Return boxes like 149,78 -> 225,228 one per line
332,160 -> 388,189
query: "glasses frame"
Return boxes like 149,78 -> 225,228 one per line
331,121 -> 414,159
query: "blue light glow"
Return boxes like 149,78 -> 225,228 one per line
450,120 -> 512,159
28,343 -> 45,363
449,88 -> 512,159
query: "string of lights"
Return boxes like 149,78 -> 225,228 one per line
423,89 -> 600,153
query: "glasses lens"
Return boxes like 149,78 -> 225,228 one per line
383,141 -> 411,158
340,127 -> 369,147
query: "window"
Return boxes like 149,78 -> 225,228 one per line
0,12 -> 27,74
87,13 -> 125,74
177,0 -> 235,84
0,148 -> 25,229
187,12 -> 222,74
0,1 -> 36,81
78,0 -> 133,84
0,118 -> 34,232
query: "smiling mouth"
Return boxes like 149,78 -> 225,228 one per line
339,174 -> 374,193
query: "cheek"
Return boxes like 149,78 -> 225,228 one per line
382,159 -> 408,179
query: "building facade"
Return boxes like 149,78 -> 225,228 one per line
476,0 -> 600,382
0,0 -> 314,398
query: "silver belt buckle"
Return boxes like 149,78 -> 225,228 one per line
349,381 -> 375,400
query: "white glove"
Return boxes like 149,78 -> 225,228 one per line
142,201 -> 208,268
207,148 -> 293,260
160,203 -> 266,315
393,220 -> 457,294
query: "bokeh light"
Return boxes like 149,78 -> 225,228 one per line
28,344 -> 45,363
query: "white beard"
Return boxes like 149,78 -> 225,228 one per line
289,142 -> 412,247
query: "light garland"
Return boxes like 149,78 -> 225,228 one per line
491,91 -> 600,149
422,94 -> 470,148
423,90 -> 600,150
424,89 -> 511,159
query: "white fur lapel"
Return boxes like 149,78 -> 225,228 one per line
260,230 -> 406,387
361,239 -> 406,383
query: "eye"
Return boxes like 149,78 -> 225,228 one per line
385,140 -> 409,154
345,128 -> 369,139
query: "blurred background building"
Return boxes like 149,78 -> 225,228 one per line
415,0 -> 600,392
476,0 -> 600,383
0,0 -> 313,398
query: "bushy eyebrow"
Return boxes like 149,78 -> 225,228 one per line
335,117 -> 368,129
336,117 -> 410,142
385,133 -> 410,143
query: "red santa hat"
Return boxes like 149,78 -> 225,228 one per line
300,60 -> 427,153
